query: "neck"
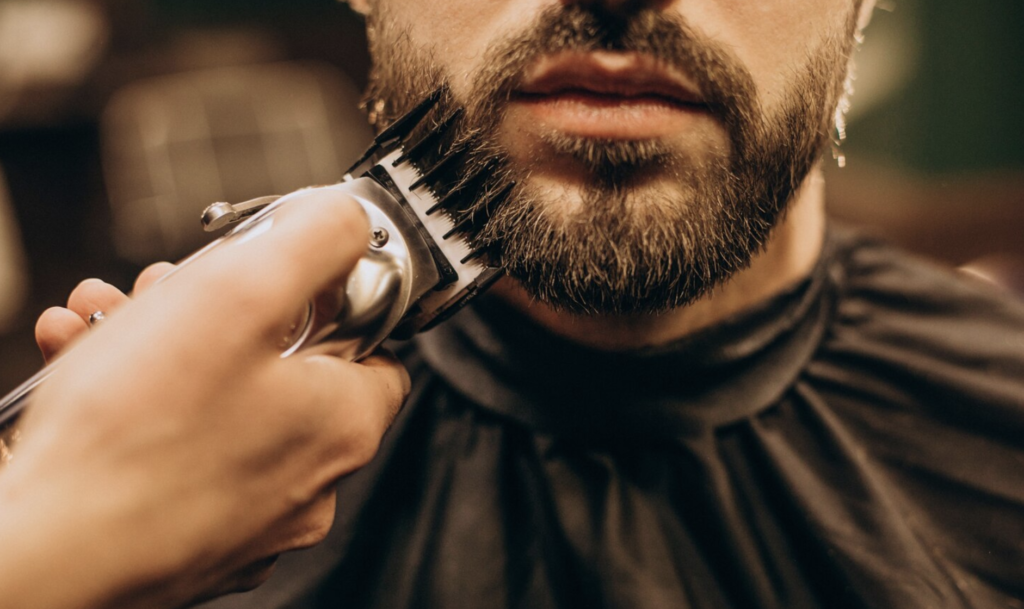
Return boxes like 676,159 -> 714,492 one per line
490,167 -> 828,351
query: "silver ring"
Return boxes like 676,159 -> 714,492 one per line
88,311 -> 106,326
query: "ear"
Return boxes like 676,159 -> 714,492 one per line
344,0 -> 371,15
857,0 -> 877,32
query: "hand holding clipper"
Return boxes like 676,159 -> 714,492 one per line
0,191 -> 412,609
0,87 -> 509,429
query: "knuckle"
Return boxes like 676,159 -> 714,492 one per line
35,306 -> 66,331
345,427 -> 385,468
287,509 -> 336,551
394,364 -> 413,400
319,193 -> 370,237
69,278 -> 108,298
135,262 -> 175,291
379,372 -> 407,408
279,192 -> 369,264
376,366 -> 410,426
336,368 -> 407,466
72,277 -> 105,292
228,559 -> 278,593
363,359 -> 411,412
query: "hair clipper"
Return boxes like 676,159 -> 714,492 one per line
0,87 -> 509,430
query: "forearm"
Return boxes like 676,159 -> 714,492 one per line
0,472 -> 168,609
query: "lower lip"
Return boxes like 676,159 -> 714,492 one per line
512,92 -> 708,140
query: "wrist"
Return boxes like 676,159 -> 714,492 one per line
0,482 -> 91,608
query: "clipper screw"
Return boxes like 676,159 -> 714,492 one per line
371,228 -> 390,248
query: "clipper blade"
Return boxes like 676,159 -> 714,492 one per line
347,86 -> 508,335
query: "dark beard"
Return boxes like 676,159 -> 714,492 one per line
364,5 -> 855,315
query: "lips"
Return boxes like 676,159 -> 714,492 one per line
518,51 -> 704,105
510,51 -> 709,140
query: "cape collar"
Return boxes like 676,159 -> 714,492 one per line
415,236 -> 839,443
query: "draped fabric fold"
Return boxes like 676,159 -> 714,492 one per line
202,228 -> 1024,609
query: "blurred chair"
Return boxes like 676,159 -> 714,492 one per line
0,167 -> 29,332
100,62 -> 373,264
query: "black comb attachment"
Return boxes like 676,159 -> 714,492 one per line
426,157 -> 500,216
416,267 -> 505,334
375,88 -> 445,147
395,107 -> 464,167
449,181 -> 516,264
442,179 -> 515,241
345,87 -> 446,177
351,85 -> 510,271
409,147 -> 470,192
389,92 -> 487,204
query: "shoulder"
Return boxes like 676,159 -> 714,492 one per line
808,229 -> 1024,602
812,226 -> 1024,433
827,227 -> 1024,374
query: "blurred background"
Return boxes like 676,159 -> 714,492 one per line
0,0 -> 1021,393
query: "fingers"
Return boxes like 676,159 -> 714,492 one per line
133,262 -> 177,295
280,351 -> 411,478
360,350 -> 413,408
35,307 -> 88,363
35,279 -> 132,362
330,350 -> 410,438
66,279 -> 130,324
35,265 -> 171,364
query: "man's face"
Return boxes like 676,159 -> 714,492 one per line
358,0 -> 862,315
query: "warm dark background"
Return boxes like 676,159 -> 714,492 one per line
0,0 -> 1021,394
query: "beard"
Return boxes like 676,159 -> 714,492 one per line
363,5 -> 856,315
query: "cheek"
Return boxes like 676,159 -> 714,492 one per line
382,0 -> 549,95
686,0 -> 854,111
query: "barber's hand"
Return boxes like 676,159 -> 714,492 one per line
0,190 -> 410,609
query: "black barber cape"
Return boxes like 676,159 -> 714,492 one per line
203,228 -> 1024,609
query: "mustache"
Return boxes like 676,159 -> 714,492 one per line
466,5 -> 760,144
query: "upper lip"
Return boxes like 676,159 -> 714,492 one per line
516,51 -> 705,106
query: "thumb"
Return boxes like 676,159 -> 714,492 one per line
219,186 -> 372,303
151,187 -> 372,338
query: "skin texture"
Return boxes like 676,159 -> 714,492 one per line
353,0 -> 875,348
0,191 -> 409,609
